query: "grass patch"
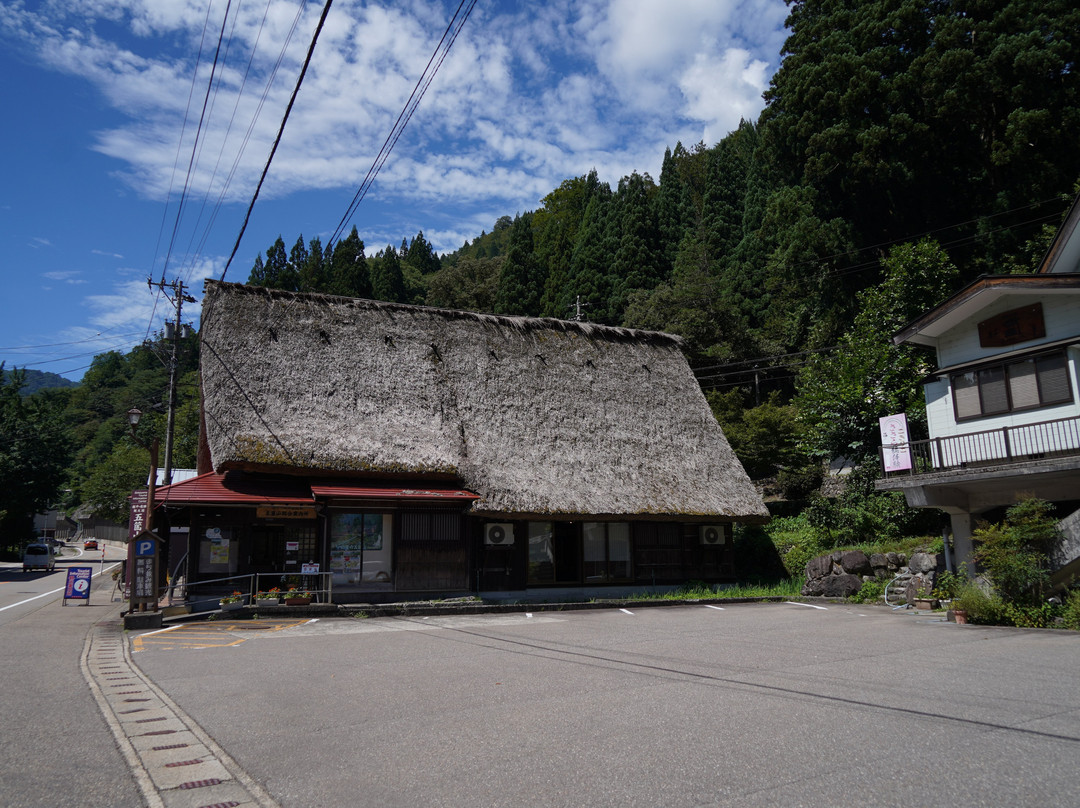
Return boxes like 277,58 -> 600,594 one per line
621,578 -> 804,602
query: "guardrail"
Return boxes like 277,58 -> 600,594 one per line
881,414 -> 1080,477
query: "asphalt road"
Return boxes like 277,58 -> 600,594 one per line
128,602 -> 1080,808
0,545 -> 141,808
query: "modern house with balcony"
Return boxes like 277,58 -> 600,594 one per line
877,196 -> 1080,575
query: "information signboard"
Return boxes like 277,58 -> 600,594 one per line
130,530 -> 160,608
63,567 -> 94,606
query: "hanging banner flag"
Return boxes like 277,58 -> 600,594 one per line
879,413 -> 913,472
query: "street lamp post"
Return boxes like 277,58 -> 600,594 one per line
126,407 -> 160,614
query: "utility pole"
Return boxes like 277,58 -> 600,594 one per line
149,277 -> 197,486
568,295 -> 589,322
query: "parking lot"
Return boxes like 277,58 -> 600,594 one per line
131,601 -> 1080,808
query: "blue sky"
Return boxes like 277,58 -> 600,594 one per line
0,0 -> 788,381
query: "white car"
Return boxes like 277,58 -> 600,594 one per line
23,543 -> 56,572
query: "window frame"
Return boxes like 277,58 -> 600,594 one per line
951,349 -> 1073,422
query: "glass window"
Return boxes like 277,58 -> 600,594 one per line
1007,360 -> 1040,409
330,512 -> 392,586
952,350 -> 1073,420
1037,353 -> 1071,404
953,372 -> 980,419
978,366 -> 1008,414
527,522 -> 555,584
582,522 -> 631,582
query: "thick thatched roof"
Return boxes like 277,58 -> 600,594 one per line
199,281 -> 768,521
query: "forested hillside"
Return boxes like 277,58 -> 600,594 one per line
5,0 -> 1078,548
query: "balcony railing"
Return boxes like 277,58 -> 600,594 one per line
880,414 -> 1080,478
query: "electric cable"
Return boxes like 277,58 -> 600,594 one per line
327,0 -> 478,248
220,0 -> 335,281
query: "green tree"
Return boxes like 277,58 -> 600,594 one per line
78,441 -> 148,525
403,231 -> 441,276
494,214 -> 544,316
327,227 -> 371,298
425,256 -> 502,312
536,171 -> 608,318
370,245 -> 407,303
707,390 -> 805,480
759,0 -> 1080,273
795,238 -> 959,461
0,365 -> 72,539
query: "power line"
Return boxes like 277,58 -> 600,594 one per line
219,0 -> 335,281
181,0 -> 308,287
328,0 -> 478,248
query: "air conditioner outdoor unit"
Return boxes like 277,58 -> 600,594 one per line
484,523 -> 515,546
699,525 -> 726,546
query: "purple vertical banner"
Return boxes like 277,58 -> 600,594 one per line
129,489 -> 148,540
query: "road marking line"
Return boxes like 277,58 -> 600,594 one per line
0,562 -> 120,612
705,605 -> 725,611
620,608 -> 634,615
140,625 -> 184,638
784,601 -> 827,610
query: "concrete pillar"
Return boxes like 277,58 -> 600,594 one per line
950,513 -> 976,573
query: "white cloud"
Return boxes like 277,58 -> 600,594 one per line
4,0 -> 788,256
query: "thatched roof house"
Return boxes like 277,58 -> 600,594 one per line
199,280 -> 767,523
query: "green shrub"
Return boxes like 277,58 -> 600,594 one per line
932,570 -> 965,600
763,513 -> 826,578
777,462 -> 823,500
972,498 -> 1059,607
953,581 -> 1006,625
1061,590 -> 1080,631
850,578 -> 888,604
1002,602 -> 1060,629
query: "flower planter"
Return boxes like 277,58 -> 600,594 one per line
220,600 -> 245,611
255,598 -> 279,606
913,598 -> 939,610
284,597 -> 311,606
953,609 -> 968,625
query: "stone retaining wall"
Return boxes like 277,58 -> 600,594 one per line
802,549 -> 947,603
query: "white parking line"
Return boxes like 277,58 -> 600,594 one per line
784,601 -> 827,610
704,604 -> 725,611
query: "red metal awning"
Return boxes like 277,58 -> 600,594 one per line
155,471 -> 314,506
310,482 -> 480,502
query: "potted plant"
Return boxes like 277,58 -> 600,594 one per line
219,590 -> 246,611
254,587 -> 282,605
284,588 -> 312,606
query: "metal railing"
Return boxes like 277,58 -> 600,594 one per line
182,572 -> 334,611
881,414 -> 1080,477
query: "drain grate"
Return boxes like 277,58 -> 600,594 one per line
151,743 -> 190,751
179,778 -> 222,790
135,716 -> 167,723
143,730 -> 176,736
165,759 -> 203,768
196,802 -> 240,808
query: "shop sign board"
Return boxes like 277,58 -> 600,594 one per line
64,567 -> 93,605
128,489 -> 148,539
879,413 -> 913,472
257,505 -> 316,520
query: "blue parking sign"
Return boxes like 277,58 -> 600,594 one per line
135,536 -> 156,557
